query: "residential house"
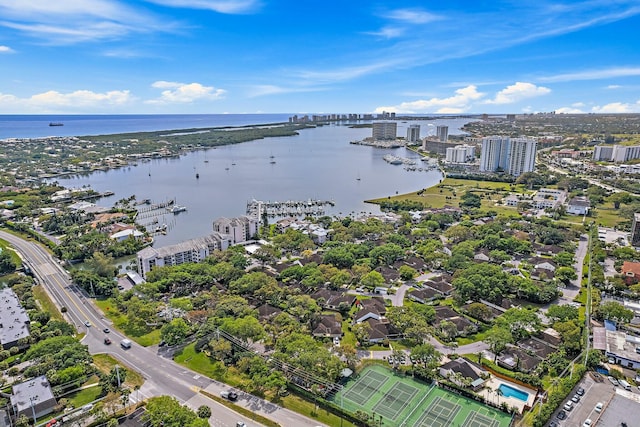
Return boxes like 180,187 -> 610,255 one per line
312,314 -> 343,338
256,304 -> 283,322
408,288 -> 442,304
497,346 -> 542,373
311,289 -> 356,311
110,228 -> 145,242
622,261 -> 640,284
567,196 -> 590,215
439,358 -> 488,390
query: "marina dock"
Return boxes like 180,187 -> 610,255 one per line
247,199 -> 335,218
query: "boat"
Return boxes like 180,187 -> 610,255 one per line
166,205 -> 187,214
195,173 -> 200,179
49,122 -> 64,126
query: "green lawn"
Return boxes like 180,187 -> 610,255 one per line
32,284 -> 64,321
92,353 -> 145,388
67,384 -> 103,408
0,238 -> 22,267
366,177 -> 528,212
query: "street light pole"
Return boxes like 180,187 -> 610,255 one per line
30,396 -> 37,425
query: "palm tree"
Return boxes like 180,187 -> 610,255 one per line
496,387 -> 504,406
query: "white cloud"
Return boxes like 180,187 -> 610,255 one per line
539,67 -> 640,83
0,88 -> 134,112
246,84 -> 323,98
572,102 -> 585,107
375,85 -> 485,114
606,84 -> 622,89
0,0 -> 172,44
556,107 -> 585,114
383,8 -> 442,24
363,27 -> 404,39
485,82 -> 551,105
0,45 -> 14,53
144,0 -> 260,14
591,102 -> 640,113
147,81 -> 225,103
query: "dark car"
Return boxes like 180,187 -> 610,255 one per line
557,410 -> 566,420
104,338 -> 112,345
576,387 -> 585,396
103,328 -> 110,333
549,422 -> 558,427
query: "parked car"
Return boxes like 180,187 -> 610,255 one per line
557,410 -> 567,420
608,376 -> 619,386
563,401 -> 573,412
576,387 -> 585,396
595,402 -> 603,413
582,419 -> 592,427
571,394 -> 581,403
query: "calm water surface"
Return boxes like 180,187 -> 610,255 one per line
53,118 -> 472,246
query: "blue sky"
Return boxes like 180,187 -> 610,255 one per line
1,0 -> 640,114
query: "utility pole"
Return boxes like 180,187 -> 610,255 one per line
115,364 -> 121,388
30,396 -> 37,425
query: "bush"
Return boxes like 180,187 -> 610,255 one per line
197,405 -> 211,419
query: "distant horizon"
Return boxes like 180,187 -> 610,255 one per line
0,2 -> 639,115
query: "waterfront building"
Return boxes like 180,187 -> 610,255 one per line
213,215 -> 258,245
436,125 -> 449,142
479,136 -> 536,177
137,232 -> 230,278
372,122 -> 397,140
406,124 -> 421,143
0,287 -> 30,349
422,140 -> 459,155
445,145 -> 476,163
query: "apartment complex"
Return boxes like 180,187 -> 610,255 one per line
212,215 -> 258,245
406,124 -> 421,143
436,125 -> 449,142
593,144 -> 640,163
445,145 -> 476,163
631,213 -> 640,247
138,215 -> 259,278
372,122 -> 397,140
479,136 -> 537,177
0,287 -> 31,349
137,232 -> 231,278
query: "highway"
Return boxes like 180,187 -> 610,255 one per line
0,230 -> 326,427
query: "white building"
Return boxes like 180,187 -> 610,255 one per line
594,145 -> 640,163
445,145 -> 476,163
137,232 -> 230,278
11,376 -> 57,420
212,215 -> 258,245
372,122 -> 397,140
567,196 -> 590,215
0,287 -> 30,349
533,188 -> 567,210
479,136 -> 536,177
110,228 -> 145,242
436,125 -> 448,142
406,124 -> 421,143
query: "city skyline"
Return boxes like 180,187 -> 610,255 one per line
1,1 -> 639,114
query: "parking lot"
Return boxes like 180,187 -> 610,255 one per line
549,372 -> 640,427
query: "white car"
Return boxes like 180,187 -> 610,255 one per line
583,419 -> 592,427
595,402 -> 603,413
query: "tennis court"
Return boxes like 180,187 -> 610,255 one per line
333,365 -> 511,427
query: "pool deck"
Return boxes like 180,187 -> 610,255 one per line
478,377 -> 538,413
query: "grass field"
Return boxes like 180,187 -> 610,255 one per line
94,298 -> 160,346
333,365 -> 511,427
367,177 -> 527,213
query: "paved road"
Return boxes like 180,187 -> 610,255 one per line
0,230 -> 326,427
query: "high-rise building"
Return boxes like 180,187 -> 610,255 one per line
507,137 -> 537,177
446,145 -> 476,163
593,145 -> 640,162
479,136 -> 536,177
406,124 -> 420,142
436,125 -> 449,142
632,213 -> 640,247
372,122 -> 397,140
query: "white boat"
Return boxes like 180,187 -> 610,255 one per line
166,205 -> 187,214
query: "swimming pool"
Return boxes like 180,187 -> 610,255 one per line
498,384 -> 529,402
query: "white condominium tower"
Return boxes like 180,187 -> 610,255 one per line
479,136 -> 536,177
406,124 -> 421,142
